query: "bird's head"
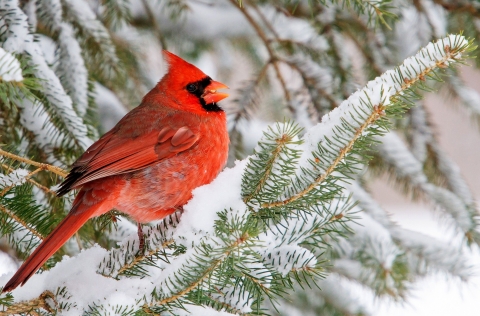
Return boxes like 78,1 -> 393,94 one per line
153,50 -> 229,115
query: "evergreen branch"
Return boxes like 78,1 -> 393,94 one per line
116,239 -> 174,277
349,181 -> 472,281
263,103 -> 385,208
378,132 -> 480,243
230,61 -> 269,125
242,122 -> 303,208
141,0 -> 168,49
243,133 -> 293,204
98,212 -> 182,278
0,290 -> 56,316
0,204 -> 44,241
341,26 -> 385,75
284,54 -> 340,113
203,295 -> 247,316
249,1 -> 280,41
0,163 -> 55,195
262,35 -> 473,208
0,167 -> 42,197
433,0 -> 480,18
147,232 -> 251,309
102,0 -> 132,29
0,148 -> 68,178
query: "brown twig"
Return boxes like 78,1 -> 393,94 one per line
0,290 -> 56,315
141,0 -> 168,49
0,168 -> 43,198
0,205 -> 45,240
230,0 -> 294,112
1,163 -> 55,195
0,148 -> 68,178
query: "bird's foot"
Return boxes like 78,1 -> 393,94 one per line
137,222 -> 145,254
175,206 -> 184,214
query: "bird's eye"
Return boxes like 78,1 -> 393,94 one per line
186,83 -> 198,93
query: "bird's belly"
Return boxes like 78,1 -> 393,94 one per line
115,148 -> 227,223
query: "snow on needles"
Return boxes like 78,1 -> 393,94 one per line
0,47 -> 23,82
298,34 -> 467,170
0,169 -> 29,188
0,0 -> 92,150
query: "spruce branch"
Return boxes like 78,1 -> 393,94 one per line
98,211 -> 182,278
146,232 -> 252,309
102,0 -> 132,29
349,181 -> 472,281
0,167 -> 42,197
0,163 -> 55,195
0,204 -> 44,241
0,148 -> 68,178
0,290 -> 56,316
243,129 -> 294,204
263,103 -> 385,208
141,0 -> 168,49
262,34 -> 474,209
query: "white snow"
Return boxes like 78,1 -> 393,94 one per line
0,47 -> 23,82
0,0 -> 93,150
0,169 -> 29,188
173,159 -> 248,246
57,22 -> 89,116
19,98 -> 64,150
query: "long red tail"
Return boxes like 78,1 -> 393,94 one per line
2,205 -> 92,293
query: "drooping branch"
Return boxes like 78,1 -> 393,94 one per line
263,36 -> 471,208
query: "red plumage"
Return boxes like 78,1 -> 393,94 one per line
2,51 -> 229,292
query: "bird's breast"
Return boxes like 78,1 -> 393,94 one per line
116,116 -> 229,222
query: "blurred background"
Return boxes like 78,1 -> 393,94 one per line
371,65 -> 480,315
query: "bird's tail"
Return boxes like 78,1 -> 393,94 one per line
2,196 -> 92,293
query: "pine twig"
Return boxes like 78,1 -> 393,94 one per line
0,164 -> 55,195
0,148 -> 68,178
146,233 -> 250,308
0,291 -> 56,315
0,204 -> 45,241
141,0 -> 168,49
116,239 -> 174,276
0,168 -> 43,198
263,103 -> 386,208
243,133 -> 293,204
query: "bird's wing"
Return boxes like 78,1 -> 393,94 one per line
57,126 -> 198,195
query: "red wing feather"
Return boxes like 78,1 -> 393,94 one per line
57,126 -> 199,195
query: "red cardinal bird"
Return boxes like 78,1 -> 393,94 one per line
2,51 -> 229,292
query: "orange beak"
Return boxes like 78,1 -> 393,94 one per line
202,80 -> 229,104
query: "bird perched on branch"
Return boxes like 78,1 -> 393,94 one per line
2,51 -> 229,292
